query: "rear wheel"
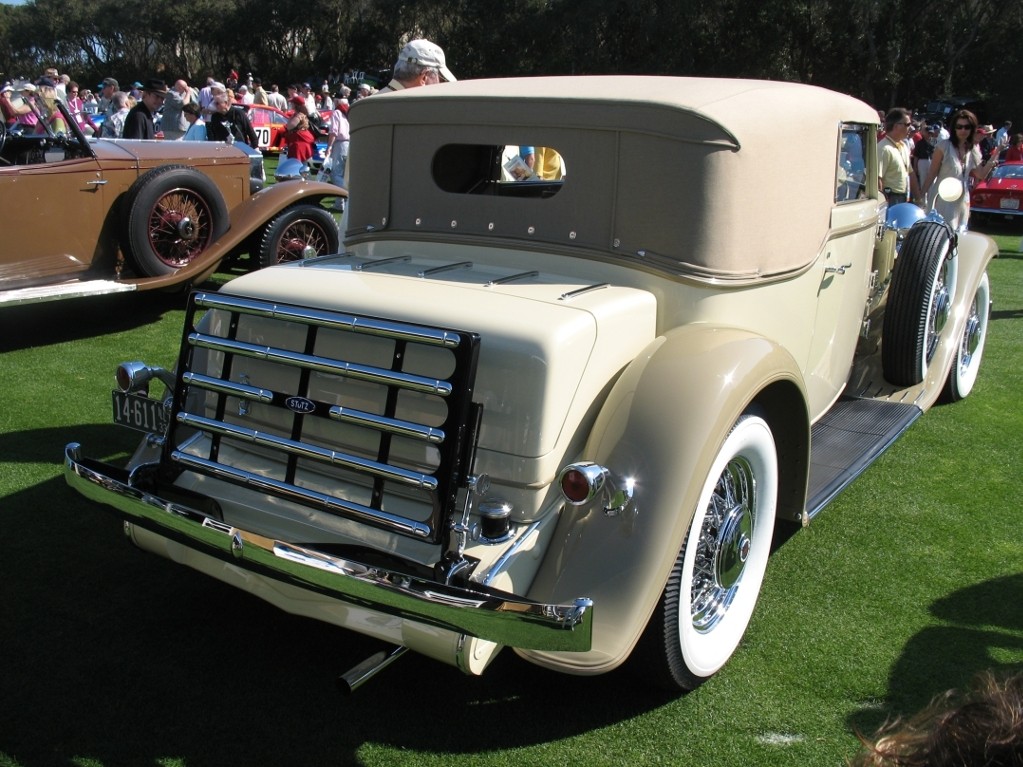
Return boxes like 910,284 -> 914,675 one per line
121,164 -> 229,277
882,222 -> 956,386
940,272 -> 990,403
634,412 -> 778,691
257,204 -> 340,268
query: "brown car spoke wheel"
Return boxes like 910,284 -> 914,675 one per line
257,205 -> 340,269
634,411 -> 778,691
122,165 -> 229,277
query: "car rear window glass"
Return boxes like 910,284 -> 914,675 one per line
432,144 -> 565,197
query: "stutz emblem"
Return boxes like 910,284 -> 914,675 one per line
285,396 -> 316,414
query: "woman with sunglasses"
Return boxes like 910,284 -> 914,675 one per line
921,109 -> 1000,231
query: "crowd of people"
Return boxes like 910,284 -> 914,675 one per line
3,42 -> 1018,229
0,38 -> 459,208
877,107 -> 1018,231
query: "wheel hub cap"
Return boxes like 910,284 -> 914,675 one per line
715,503 -> 753,590
175,216 -> 195,240
692,457 -> 757,633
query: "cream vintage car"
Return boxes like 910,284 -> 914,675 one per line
65,76 -> 995,692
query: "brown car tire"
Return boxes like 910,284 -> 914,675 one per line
257,204 -> 340,269
121,164 -> 229,277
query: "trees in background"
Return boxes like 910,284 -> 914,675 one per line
1,0 -> 1019,119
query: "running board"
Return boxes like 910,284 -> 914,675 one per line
805,398 -> 922,520
0,279 -> 137,306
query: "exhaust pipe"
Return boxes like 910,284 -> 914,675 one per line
338,645 -> 409,694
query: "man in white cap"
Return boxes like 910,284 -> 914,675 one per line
378,38 -> 456,93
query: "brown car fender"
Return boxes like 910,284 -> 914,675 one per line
122,180 -> 343,291
520,324 -> 810,675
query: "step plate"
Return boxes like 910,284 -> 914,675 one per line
806,398 -> 922,519
0,280 -> 137,306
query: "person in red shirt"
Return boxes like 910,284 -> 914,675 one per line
1005,133 -> 1023,162
281,96 -> 316,162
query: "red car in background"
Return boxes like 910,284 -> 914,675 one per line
246,104 -> 289,153
246,104 -> 333,155
970,160 -> 1023,223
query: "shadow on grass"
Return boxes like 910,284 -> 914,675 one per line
0,270 -> 242,354
846,574 -> 1023,739
0,290 -> 188,354
1,427 -> 675,766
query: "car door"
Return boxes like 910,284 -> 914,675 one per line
0,149 -> 116,289
804,123 -> 878,410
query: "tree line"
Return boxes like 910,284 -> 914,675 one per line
1,0 -> 1020,120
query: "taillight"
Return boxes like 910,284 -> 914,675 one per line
558,462 -> 635,516
560,467 -> 596,504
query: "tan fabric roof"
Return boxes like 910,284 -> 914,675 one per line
347,76 -> 880,280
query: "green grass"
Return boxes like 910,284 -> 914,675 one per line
1,224 -> 1021,767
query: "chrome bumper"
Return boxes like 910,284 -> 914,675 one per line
64,443 -> 592,652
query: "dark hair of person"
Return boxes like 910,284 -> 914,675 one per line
849,671 -> 1023,766
884,107 -> 911,132
949,109 -> 979,152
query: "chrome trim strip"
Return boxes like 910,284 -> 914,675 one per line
65,444 -> 593,652
193,291 -> 460,348
485,270 -> 539,287
169,450 -> 434,538
186,333 -> 454,397
355,254 -> 411,271
175,412 -> 439,491
328,404 -> 446,444
181,372 -> 275,404
559,283 -> 610,301
418,261 -> 473,277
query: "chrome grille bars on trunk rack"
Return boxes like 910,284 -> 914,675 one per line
161,291 -> 482,571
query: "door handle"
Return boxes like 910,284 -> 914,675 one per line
825,263 -> 852,275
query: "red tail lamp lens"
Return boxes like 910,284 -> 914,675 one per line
115,366 -> 132,391
561,469 -> 591,503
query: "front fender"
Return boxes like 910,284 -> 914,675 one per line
125,180 -> 343,292
520,325 -> 809,674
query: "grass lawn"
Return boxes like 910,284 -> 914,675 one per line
0,223 -> 1020,767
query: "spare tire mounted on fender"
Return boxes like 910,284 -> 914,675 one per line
881,221 -> 956,387
121,164 -> 229,277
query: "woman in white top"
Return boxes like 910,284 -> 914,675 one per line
922,109 -> 1000,231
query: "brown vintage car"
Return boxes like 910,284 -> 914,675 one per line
0,99 -> 342,305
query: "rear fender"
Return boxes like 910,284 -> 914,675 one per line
521,325 -> 809,674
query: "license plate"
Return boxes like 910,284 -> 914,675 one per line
112,390 -> 169,433
1000,198 -> 1020,210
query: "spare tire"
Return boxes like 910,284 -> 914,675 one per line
121,164 -> 229,277
881,221 -> 956,386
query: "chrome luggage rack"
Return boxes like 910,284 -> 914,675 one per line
160,291 -> 482,550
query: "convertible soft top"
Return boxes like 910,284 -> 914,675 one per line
347,76 -> 881,280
